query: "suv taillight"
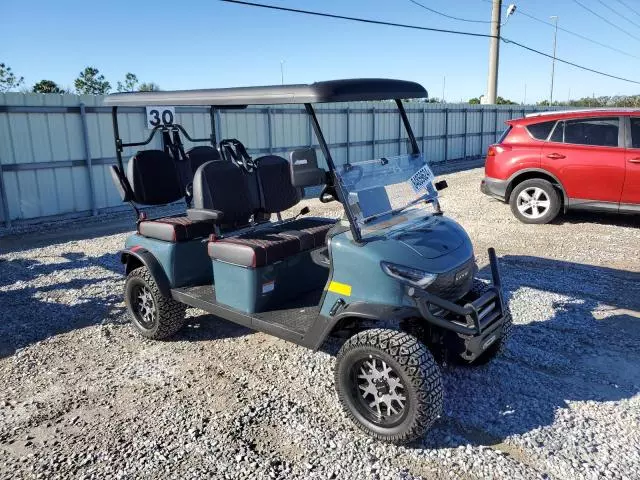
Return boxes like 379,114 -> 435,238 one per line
487,146 -> 497,157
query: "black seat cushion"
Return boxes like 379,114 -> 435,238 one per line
187,146 -> 221,174
279,217 -> 335,248
126,150 -> 183,205
192,160 -> 259,227
255,155 -> 300,213
208,217 -> 336,267
138,216 -> 215,242
208,231 -> 301,267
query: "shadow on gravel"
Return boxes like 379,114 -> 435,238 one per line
0,252 -> 124,358
554,210 -> 640,228
172,313 -> 253,343
420,255 -> 640,450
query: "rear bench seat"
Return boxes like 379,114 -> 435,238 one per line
113,149 -> 218,242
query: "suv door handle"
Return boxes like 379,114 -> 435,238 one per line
629,157 -> 640,164
546,153 -> 566,160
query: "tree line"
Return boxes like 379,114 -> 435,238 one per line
3,61 -> 640,106
0,62 -> 160,94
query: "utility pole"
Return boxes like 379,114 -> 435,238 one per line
486,0 -> 502,104
280,60 -> 285,85
549,16 -> 558,105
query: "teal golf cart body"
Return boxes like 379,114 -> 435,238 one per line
106,79 -> 510,443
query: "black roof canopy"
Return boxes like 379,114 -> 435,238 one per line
103,78 -> 428,107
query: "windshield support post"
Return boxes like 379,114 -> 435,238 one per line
304,103 -> 362,243
395,99 -> 420,155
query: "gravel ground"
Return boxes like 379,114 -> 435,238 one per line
1,167 -> 639,480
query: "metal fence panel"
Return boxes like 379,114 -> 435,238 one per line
0,94 -> 556,226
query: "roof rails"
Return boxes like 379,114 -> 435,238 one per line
525,107 -> 640,118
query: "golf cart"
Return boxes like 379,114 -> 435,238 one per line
105,79 -> 511,444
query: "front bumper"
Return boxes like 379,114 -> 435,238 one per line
408,248 -> 506,358
480,176 -> 508,202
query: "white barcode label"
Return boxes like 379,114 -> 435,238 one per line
262,281 -> 275,294
408,165 -> 434,193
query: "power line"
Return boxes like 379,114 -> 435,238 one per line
501,37 -> 640,85
571,0 -> 640,43
516,6 -> 640,60
595,0 -> 640,30
407,0 -> 490,24
219,0 -> 640,86
479,0 -> 640,60
613,0 -> 640,20
220,0 -> 494,39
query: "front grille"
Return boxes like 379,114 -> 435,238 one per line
425,257 -> 476,301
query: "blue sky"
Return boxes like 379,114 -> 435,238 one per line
3,0 -> 640,103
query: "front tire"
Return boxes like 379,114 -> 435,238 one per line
335,328 -> 443,444
124,266 -> 186,339
509,178 -> 561,224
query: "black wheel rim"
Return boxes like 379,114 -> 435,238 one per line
132,284 -> 157,329
348,354 -> 409,428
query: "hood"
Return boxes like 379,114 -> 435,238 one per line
388,216 -> 467,259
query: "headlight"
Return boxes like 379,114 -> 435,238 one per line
381,262 -> 437,288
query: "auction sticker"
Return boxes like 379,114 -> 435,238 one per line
408,165 -> 435,193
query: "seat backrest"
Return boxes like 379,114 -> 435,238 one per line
289,148 -> 326,187
187,146 -> 221,174
192,160 -> 258,226
254,155 -> 300,214
125,150 -> 183,205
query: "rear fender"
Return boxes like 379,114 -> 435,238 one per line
120,247 -> 171,297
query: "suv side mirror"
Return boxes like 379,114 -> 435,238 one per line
435,180 -> 448,191
290,148 -> 326,187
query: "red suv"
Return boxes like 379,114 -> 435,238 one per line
481,109 -> 640,223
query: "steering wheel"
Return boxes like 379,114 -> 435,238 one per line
340,164 -> 364,188
319,184 -> 337,203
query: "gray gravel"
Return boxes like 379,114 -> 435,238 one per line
1,167 -> 639,479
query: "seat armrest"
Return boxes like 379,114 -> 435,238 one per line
187,208 -> 224,223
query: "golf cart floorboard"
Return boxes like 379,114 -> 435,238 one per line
171,284 -> 322,341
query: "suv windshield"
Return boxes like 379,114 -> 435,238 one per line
336,153 -> 439,238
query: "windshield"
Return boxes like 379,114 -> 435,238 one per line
336,153 -> 439,237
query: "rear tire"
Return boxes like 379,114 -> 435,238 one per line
335,328 -> 443,444
124,266 -> 186,339
509,178 -> 561,224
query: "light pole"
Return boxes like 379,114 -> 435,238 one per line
280,60 -> 285,85
549,16 -> 558,105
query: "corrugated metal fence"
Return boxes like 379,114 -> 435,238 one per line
0,93 -> 553,227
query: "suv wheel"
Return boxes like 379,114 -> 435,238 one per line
510,179 -> 561,224
335,328 -> 443,444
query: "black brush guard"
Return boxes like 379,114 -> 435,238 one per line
409,248 -> 505,336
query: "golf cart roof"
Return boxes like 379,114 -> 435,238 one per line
103,78 -> 427,107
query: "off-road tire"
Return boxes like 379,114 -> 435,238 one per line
509,178 -> 561,224
335,328 -> 443,444
124,266 -> 186,339
465,280 -> 512,365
